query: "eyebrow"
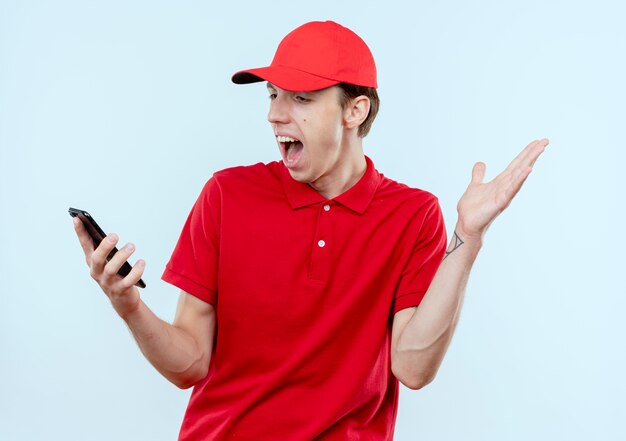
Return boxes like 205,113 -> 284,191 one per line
266,83 -> 321,96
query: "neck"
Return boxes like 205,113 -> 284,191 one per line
309,144 -> 367,200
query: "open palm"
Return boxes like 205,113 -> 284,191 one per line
456,138 -> 549,239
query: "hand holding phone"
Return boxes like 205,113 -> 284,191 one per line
69,207 -> 146,289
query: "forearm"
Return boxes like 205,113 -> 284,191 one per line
120,300 -> 207,388
394,222 -> 482,386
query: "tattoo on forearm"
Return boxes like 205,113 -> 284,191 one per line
443,231 -> 464,260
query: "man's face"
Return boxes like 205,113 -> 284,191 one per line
267,83 -> 350,187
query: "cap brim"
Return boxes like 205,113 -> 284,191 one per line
232,66 -> 339,92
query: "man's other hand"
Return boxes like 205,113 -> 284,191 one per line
72,217 -> 145,318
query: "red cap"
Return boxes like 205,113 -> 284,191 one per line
232,21 -> 377,92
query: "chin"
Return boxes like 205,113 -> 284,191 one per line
286,168 -> 310,183
285,159 -> 315,182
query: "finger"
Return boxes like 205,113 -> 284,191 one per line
506,139 -> 546,172
102,242 -> 136,281
528,138 -> 549,168
471,162 -> 486,184
73,217 -> 96,264
119,259 -> 146,290
505,166 -> 533,202
519,138 -> 548,168
91,233 -> 119,275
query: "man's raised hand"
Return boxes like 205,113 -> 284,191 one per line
455,138 -> 549,241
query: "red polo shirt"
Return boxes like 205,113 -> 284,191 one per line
162,156 -> 447,440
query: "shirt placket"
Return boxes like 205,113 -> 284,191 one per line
307,202 -> 334,286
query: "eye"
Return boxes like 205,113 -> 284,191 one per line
295,95 -> 311,103
268,93 -> 277,100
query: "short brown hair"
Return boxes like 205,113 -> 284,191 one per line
337,83 -> 380,138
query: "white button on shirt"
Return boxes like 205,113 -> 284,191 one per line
318,240 -> 326,248
323,204 -> 331,211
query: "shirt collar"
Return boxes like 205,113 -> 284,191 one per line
280,155 -> 382,214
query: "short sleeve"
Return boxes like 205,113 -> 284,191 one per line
161,176 -> 221,305
392,196 -> 447,314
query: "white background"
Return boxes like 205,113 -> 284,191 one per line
1,1 -> 624,439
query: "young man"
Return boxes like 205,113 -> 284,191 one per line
73,21 -> 548,440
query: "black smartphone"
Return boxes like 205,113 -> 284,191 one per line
69,207 -> 146,288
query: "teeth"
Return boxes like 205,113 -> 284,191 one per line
276,135 -> 298,143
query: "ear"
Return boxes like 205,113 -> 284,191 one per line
343,95 -> 370,130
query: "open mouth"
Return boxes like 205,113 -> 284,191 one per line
276,135 -> 304,168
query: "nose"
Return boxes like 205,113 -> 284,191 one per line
267,94 -> 290,126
